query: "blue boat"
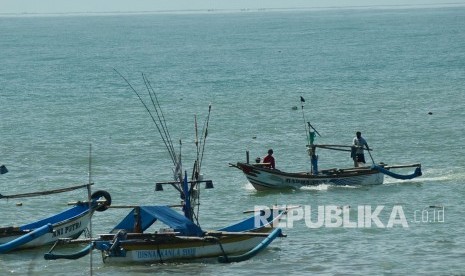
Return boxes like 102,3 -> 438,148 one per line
45,203 -> 287,263
0,190 -> 111,253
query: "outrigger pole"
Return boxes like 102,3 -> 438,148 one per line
0,183 -> 95,200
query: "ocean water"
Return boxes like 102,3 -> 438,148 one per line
1,6 -> 465,275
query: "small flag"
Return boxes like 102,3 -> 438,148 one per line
300,96 -> 305,103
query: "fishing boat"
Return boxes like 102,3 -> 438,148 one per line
231,97 -> 422,190
0,188 -> 111,253
45,200 -> 287,263
44,72 -> 286,264
232,161 -> 421,190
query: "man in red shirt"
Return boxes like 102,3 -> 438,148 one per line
263,149 -> 276,169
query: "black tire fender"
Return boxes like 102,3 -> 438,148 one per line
91,190 -> 112,212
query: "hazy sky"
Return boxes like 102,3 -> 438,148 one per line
1,0 -> 464,14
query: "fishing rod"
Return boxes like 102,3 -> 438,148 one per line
190,104 -> 212,181
142,73 -> 177,161
193,114 -> 200,180
114,69 -> 177,167
187,104 -> 212,226
142,73 -> 178,166
115,71 -> 213,223
198,104 -> 212,174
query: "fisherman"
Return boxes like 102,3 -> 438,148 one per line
263,149 -> 276,169
352,131 -> 369,167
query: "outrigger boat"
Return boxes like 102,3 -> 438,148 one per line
232,160 -> 422,190
231,97 -> 422,191
44,72 -> 286,264
0,187 -> 111,253
44,199 -> 286,263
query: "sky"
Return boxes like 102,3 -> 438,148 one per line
1,0 -> 464,14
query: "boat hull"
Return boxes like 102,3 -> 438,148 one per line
0,207 -> 93,250
44,205 -> 287,263
99,231 -> 274,263
235,162 -> 384,190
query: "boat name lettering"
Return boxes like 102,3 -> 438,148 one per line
52,221 -> 82,237
137,248 -> 196,259
286,178 -> 313,185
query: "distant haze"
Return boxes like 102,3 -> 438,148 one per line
1,0 -> 464,14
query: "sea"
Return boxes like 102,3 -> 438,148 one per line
1,5 -> 465,275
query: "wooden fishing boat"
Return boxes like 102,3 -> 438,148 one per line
232,161 -> 421,190
231,96 -> 422,190
0,190 -> 111,253
44,73 -> 286,264
45,203 -> 287,263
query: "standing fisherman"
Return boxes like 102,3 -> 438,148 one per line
352,131 -> 369,167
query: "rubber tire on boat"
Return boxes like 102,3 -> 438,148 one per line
91,190 -> 112,212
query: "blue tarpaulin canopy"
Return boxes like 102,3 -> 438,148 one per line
111,206 -> 204,237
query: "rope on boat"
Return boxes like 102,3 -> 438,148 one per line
156,244 -> 164,263
209,236 -> 229,263
0,183 -> 93,200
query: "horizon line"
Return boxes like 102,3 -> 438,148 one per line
1,2 -> 465,18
